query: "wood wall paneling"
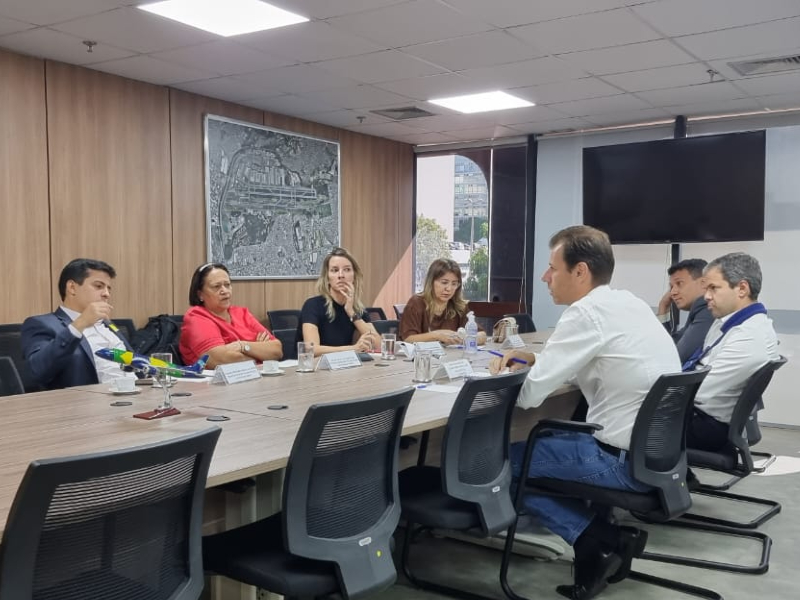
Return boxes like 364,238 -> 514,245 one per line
46,62 -> 172,325
0,50 -> 51,323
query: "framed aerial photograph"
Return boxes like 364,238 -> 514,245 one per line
204,114 -> 341,279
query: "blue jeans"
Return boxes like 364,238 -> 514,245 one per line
510,432 -> 651,545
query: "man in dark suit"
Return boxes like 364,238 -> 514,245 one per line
657,258 -> 713,364
22,258 -> 135,390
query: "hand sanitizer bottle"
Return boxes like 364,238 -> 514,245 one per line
464,311 -> 478,356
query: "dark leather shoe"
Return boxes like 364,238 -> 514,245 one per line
555,549 -> 622,599
607,526 -> 648,584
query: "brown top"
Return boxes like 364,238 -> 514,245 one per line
400,294 -> 483,340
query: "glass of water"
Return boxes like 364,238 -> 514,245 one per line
381,333 -> 396,361
297,341 -> 315,373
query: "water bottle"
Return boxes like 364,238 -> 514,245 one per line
464,311 -> 478,356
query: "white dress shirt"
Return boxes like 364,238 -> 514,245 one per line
517,285 -> 681,450
693,312 -> 779,423
61,307 -> 136,384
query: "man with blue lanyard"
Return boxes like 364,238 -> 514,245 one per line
684,252 -> 779,452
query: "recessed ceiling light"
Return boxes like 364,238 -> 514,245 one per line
137,0 -> 308,37
428,91 -> 534,114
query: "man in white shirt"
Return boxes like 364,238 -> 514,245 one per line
686,252 -> 779,451
22,258 -> 136,390
491,225 -> 679,600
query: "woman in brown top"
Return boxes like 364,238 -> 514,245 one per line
400,258 -> 486,344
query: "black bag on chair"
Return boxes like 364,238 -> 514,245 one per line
131,315 -> 182,363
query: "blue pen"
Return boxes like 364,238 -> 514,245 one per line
483,348 -> 529,365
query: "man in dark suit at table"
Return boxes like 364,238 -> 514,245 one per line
22,258 -> 136,390
656,258 -> 713,364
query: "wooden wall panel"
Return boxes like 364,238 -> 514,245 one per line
0,50 -> 51,322
46,62 -> 172,325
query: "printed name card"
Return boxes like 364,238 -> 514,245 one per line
415,341 -> 445,356
211,360 -> 261,385
433,359 -> 473,381
396,341 -> 415,358
501,334 -> 526,349
316,350 -> 362,371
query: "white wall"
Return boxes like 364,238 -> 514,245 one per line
534,119 -> 800,426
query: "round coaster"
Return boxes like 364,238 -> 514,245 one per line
172,392 -> 192,397
110,401 -> 133,407
206,415 -> 230,422
268,404 -> 288,410
374,362 -> 390,367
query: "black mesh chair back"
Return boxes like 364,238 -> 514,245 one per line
267,309 -> 301,331
272,328 -> 298,360
365,307 -> 387,321
393,304 -> 406,320
0,427 -> 221,600
440,370 -> 528,534
502,313 -> 536,333
0,356 -> 25,396
628,368 -> 710,519
372,319 -> 400,337
110,318 -> 136,343
283,388 -> 414,599
0,323 -> 42,393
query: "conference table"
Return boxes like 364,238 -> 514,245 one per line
0,332 -> 579,599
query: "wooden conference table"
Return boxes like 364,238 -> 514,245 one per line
0,332 -> 579,599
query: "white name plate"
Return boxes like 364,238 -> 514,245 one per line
317,350 -> 362,371
396,341 -> 415,358
415,341 -> 445,356
212,360 -> 261,385
433,358 -> 473,381
501,334 -> 526,349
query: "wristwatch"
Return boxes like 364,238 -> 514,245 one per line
241,343 -> 251,355
350,313 -> 362,323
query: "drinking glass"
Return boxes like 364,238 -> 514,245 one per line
297,342 -> 315,373
151,352 -> 173,410
381,333 -> 396,361
412,349 -> 432,383
505,323 -> 519,339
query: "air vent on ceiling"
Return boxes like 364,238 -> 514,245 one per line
370,106 -> 437,120
728,54 -> 800,76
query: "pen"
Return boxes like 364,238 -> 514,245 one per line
483,349 -> 529,365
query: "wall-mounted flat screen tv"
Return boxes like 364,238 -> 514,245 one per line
583,130 -> 766,244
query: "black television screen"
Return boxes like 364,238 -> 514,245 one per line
582,131 -> 766,244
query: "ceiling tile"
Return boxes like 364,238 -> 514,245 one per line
301,84 -> 412,109
734,72 -> 800,96
582,107 -> 673,126
491,104 -> 569,124
510,8 -> 659,54
674,17 -> 800,61
439,124 -> 522,140
441,0 -> 632,28
755,92 -> 800,110
347,120 -> 427,137
401,30 -> 543,71
173,76 -> 286,103
0,27 -> 133,64
236,21 -> 383,63
632,0 -> 800,37
388,131 -> 461,145
270,0 -> 408,20
517,77 -> 623,104
0,0 -> 121,26
315,50 -> 446,84
153,41 -> 294,77
90,55 -> 216,85
458,56 -> 588,89
512,117 -> 596,134
238,63 -> 359,94
248,93 -> 340,116
407,112 -> 497,131
0,16 -> 35,35
602,63 -> 711,92
664,97 -> 763,116
374,73 -> 479,101
52,7 -> 217,54
298,109 -> 389,128
557,40 -> 696,75
636,81 -> 746,107
326,0 -> 491,48
549,93 -> 651,116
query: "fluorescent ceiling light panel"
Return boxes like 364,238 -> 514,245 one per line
428,91 -> 534,114
138,0 -> 308,37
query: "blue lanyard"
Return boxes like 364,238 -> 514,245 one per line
682,303 -> 767,372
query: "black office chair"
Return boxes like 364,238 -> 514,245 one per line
0,427 -> 221,600
0,323 -> 42,393
267,309 -> 301,331
398,370 -> 529,600
501,368 -> 720,600
373,319 -> 400,337
204,388 -> 414,599
0,356 -> 24,396
393,304 -> 406,320
272,328 -> 298,360
684,356 -> 787,530
366,307 -> 387,321
110,318 -> 136,344
502,313 -> 536,333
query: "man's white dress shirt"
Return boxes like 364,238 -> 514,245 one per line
61,306 -> 135,384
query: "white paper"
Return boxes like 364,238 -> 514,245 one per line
754,455 -> 800,477
415,384 -> 462,394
